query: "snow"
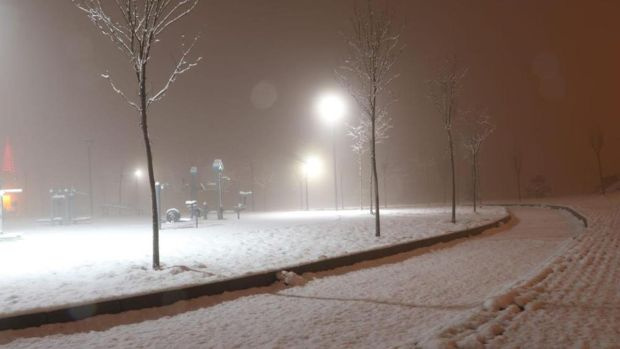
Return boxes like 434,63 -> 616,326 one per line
0,206 -> 578,348
430,194 -> 620,348
0,206 -> 504,317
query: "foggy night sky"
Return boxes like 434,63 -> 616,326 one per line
0,0 -> 619,214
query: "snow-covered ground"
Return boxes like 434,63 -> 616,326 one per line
430,194 -> 620,348
0,206 -> 582,348
0,206 -> 505,317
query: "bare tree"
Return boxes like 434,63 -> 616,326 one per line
589,126 -> 605,194
338,1 -> 401,237
75,0 -> 201,269
348,122 -> 368,211
347,112 -> 392,212
428,57 -> 466,223
513,151 -> 523,201
459,110 -> 495,212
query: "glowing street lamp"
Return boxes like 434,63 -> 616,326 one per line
316,92 -> 346,210
300,155 -> 322,210
134,168 -> 143,213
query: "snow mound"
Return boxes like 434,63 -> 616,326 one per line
483,290 -> 518,311
276,270 -> 306,286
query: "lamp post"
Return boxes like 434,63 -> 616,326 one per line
317,93 -> 346,210
85,139 -> 94,217
134,169 -> 143,214
300,155 -> 321,211
212,159 -> 224,220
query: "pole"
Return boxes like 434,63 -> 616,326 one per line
332,126 -> 338,210
217,172 -> 223,220
135,176 -> 139,213
86,140 -> 94,217
155,183 -> 161,228
299,179 -> 302,210
118,171 -> 124,206
250,162 -> 256,211
305,174 -> 309,211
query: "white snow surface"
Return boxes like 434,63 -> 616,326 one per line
0,205 -> 583,348
430,194 -> 620,348
0,206 -> 505,317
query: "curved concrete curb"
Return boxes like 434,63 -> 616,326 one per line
492,203 -> 588,228
0,213 -> 511,332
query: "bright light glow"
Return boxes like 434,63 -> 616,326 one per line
301,155 -> 323,179
134,169 -> 143,179
316,93 -> 346,125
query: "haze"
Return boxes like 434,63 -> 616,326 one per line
1,0 -> 618,217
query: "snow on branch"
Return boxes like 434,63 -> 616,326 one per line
347,110 -> 393,155
458,108 -> 495,157
148,35 -> 202,107
337,0 -> 403,122
74,0 -> 202,109
427,57 -> 467,131
101,71 -> 140,111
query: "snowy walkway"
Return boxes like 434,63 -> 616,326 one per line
0,207 -> 581,348
432,195 -> 620,348
0,207 -> 504,317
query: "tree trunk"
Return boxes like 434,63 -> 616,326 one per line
369,163 -> 374,215
139,68 -> 160,270
371,106 -> 381,237
448,130 -> 456,223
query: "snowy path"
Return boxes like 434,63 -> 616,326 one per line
0,207 -> 580,348
432,195 -> 620,348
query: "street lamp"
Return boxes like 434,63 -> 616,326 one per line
134,168 -> 143,213
316,92 -> 346,210
212,159 -> 225,220
300,155 -> 322,210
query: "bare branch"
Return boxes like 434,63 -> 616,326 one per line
101,71 -> 140,111
148,35 -> 202,106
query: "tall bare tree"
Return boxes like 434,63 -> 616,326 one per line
459,110 -> 495,212
589,126 -> 605,194
347,112 -> 392,212
428,57 -> 466,223
338,1 -> 401,237
75,0 -> 201,269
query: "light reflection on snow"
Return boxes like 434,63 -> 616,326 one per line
0,206 -> 505,316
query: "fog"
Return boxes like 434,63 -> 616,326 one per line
1,0 -> 619,218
